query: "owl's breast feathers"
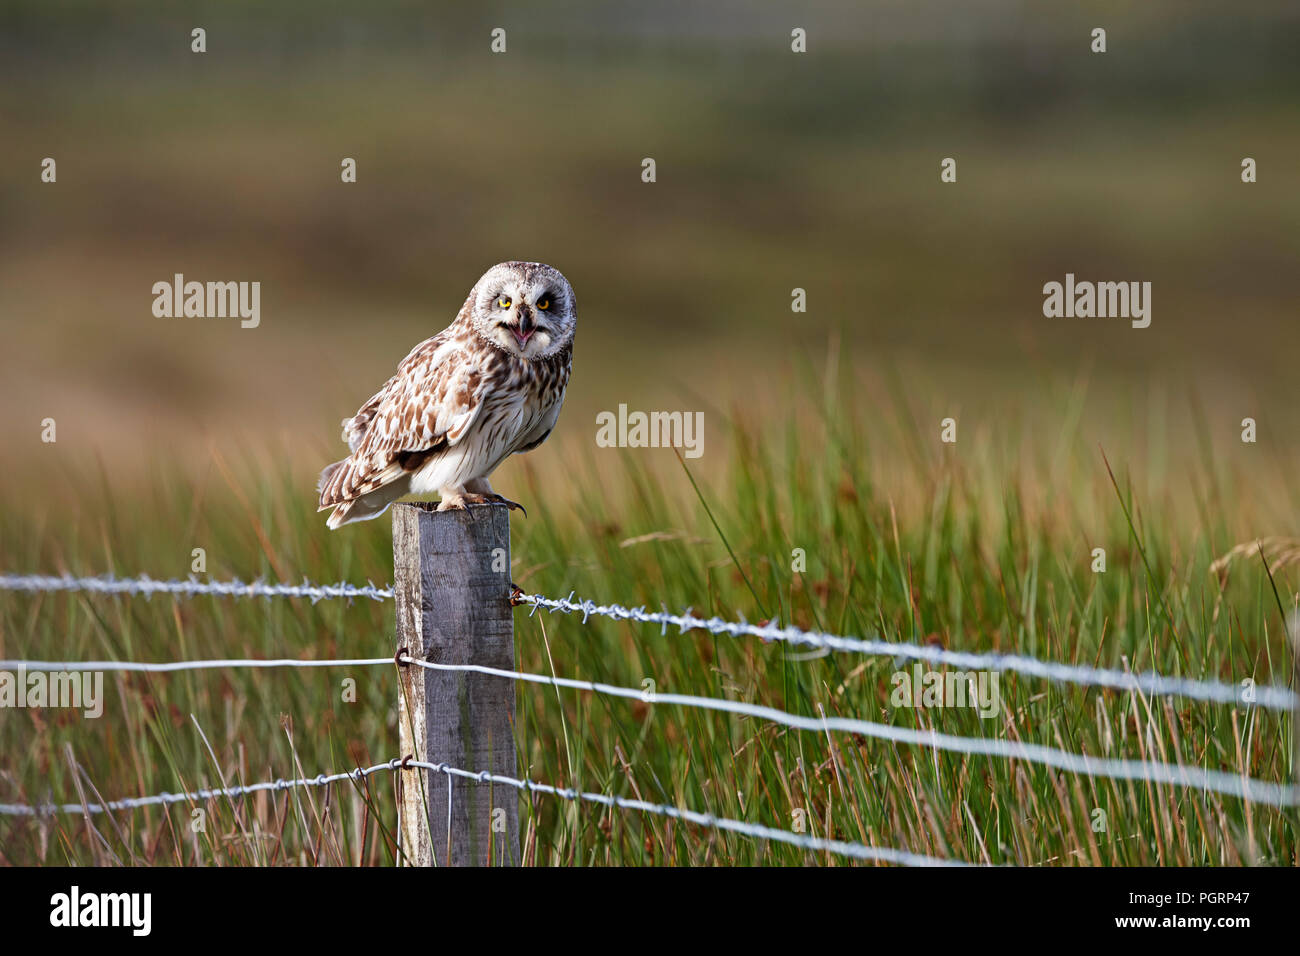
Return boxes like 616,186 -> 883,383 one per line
317,324 -> 571,510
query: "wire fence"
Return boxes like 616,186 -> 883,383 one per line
4,651 -> 1295,807
0,756 -> 963,867
3,572 -> 1291,710
513,592 -> 1299,712
0,572 -> 392,603
2,571 -> 1297,861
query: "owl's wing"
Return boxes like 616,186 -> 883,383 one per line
340,380 -> 392,453
318,330 -> 488,508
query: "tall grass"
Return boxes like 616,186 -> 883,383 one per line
0,361 -> 1296,865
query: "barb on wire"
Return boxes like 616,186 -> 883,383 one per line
0,758 -> 960,867
515,591 -> 1298,713
0,573 -> 392,604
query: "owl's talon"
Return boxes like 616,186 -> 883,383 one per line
454,493 -> 524,517
485,493 -> 527,517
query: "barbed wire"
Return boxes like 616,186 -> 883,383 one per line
516,591 -> 1300,713
0,757 -> 958,866
0,760 -> 400,815
7,654 -> 1293,807
5,572 -> 1291,712
0,657 -> 395,674
413,761 -> 967,866
0,573 -> 392,603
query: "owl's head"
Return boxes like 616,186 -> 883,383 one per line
466,261 -> 576,360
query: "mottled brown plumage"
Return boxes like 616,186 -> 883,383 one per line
318,262 -> 575,528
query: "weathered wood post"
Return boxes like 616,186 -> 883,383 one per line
393,501 -> 518,866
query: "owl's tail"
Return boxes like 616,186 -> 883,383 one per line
325,498 -> 371,530
317,460 -> 347,500
317,460 -> 410,530
325,490 -> 408,529
318,459 -> 363,529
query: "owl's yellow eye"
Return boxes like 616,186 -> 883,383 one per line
498,296 -> 511,309
536,297 -> 550,311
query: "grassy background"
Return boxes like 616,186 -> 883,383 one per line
1,367 -> 1296,865
1,1 -> 1298,864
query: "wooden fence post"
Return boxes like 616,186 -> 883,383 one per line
392,501 -> 518,866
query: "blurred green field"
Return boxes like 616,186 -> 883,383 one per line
3,3 -> 1300,469
1,363 -> 1296,865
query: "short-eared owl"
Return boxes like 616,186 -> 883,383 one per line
318,261 -> 575,528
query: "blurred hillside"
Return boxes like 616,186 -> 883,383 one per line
1,1 -> 1298,503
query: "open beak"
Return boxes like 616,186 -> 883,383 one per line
512,307 -> 535,348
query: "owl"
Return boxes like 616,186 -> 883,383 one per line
317,261 -> 575,529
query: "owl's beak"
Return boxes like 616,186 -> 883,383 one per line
512,307 -> 535,347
